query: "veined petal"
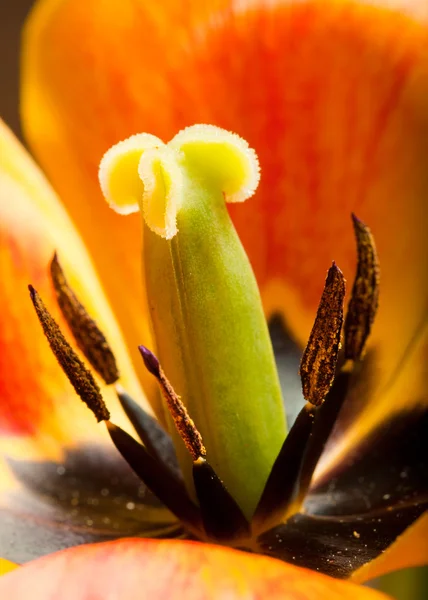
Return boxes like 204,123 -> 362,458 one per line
0,538 -> 390,599
0,122 -> 173,561
22,0 -> 428,439
0,120 -> 147,451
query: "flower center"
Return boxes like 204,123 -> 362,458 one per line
28,126 -> 380,557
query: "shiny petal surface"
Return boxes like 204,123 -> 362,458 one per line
251,321 -> 428,579
0,122 -> 169,559
351,512 -> 428,583
259,403 -> 427,578
1,443 -> 181,564
258,503 -> 427,579
261,315 -> 427,578
0,538 -> 390,599
22,0 -> 428,434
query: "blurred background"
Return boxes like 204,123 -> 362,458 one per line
0,0 -> 427,598
0,0 -> 30,138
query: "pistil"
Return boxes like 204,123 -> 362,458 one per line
99,125 -> 287,516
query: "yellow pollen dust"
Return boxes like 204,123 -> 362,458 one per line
98,124 -> 261,239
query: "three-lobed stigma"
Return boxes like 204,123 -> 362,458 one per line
98,124 -> 260,238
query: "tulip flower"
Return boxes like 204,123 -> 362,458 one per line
0,0 -> 427,598
0,118 -> 399,600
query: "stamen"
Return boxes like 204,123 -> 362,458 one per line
139,345 -> 249,541
138,344 -> 161,376
193,457 -> 250,542
139,345 -> 206,461
252,403 -> 316,531
106,421 -> 202,533
50,253 -> 119,384
115,384 -> 180,476
300,263 -> 346,406
291,218 -> 379,506
29,285 -> 110,422
294,368 -> 352,505
344,214 -> 380,360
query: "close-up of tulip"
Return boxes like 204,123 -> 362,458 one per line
0,0 -> 427,598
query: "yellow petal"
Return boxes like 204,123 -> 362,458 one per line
0,119 -> 149,461
352,512 -> 428,583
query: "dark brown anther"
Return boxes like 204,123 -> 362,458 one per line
300,263 -> 346,406
344,214 -> 380,360
50,253 -> 119,384
29,285 -> 110,422
139,345 -> 206,461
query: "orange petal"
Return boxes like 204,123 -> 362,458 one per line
352,512 -> 428,583
0,538 -> 390,599
0,119 -> 149,459
22,0 -> 428,438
